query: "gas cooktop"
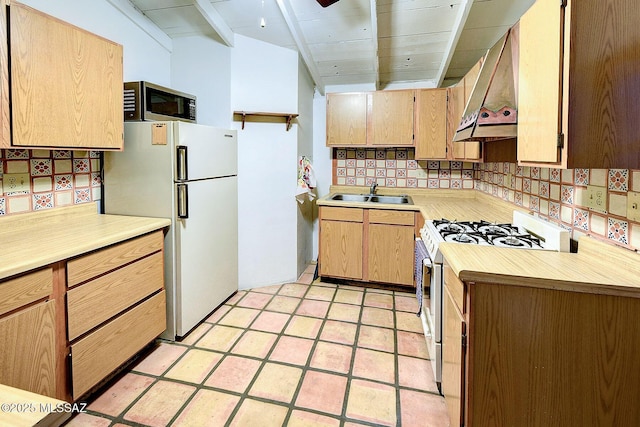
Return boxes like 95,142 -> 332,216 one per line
432,219 -> 543,249
420,211 -> 571,263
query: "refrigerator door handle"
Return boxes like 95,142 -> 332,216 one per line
176,145 -> 188,181
177,183 -> 189,219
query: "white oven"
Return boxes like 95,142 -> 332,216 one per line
415,237 -> 442,393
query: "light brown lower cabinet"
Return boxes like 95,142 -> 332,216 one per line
442,283 -> 465,426
0,230 -> 166,402
71,291 -> 166,399
319,206 -> 416,287
442,259 -> 640,426
66,230 -> 166,400
0,300 -> 56,397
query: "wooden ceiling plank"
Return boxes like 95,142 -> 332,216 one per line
276,0 -> 325,94
106,0 -> 173,51
192,0 -> 235,46
434,0 -> 473,87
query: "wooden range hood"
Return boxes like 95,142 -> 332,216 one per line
453,27 -> 518,142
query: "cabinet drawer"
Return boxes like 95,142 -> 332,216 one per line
321,206 -> 364,222
71,290 -> 166,399
369,209 -> 415,225
0,268 -> 53,316
67,252 -> 164,341
444,263 -> 465,314
67,231 -> 163,287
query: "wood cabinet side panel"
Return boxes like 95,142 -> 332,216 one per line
516,0 -> 563,163
67,231 -> 163,287
326,93 -> 367,146
10,2 -> 123,149
0,267 -> 52,316
367,224 -> 414,286
415,88 -> 447,159
319,220 -> 363,279
67,252 -> 164,340
370,91 -> 415,146
0,0 -> 9,149
71,291 -> 166,400
444,263 -> 465,313
442,285 -> 465,427
0,301 -> 56,397
469,283 -> 640,426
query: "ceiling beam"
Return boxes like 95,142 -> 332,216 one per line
106,0 -> 172,52
275,0 -> 325,95
370,0 -> 380,90
192,0 -> 234,47
434,0 -> 474,87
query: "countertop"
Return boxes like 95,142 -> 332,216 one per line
0,384 -> 71,427
318,186 -> 640,296
0,204 -> 171,280
440,241 -> 640,297
317,185 -> 523,223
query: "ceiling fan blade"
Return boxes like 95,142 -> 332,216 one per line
316,0 -> 340,7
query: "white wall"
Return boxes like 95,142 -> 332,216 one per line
18,0 -> 171,85
171,37 -> 231,128
231,35 -> 300,289
296,61 -> 315,275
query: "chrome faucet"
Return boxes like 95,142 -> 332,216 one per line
369,182 -> 378,195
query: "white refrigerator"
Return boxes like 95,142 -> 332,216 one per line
104,121 -> 238,340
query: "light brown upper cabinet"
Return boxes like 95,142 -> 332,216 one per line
326,90 -> 415,148
369,90 -> 414,146
2,2 -> 123,150
326,93 -> 367,147
518,0 -> 640,169
447,58 -> 484,162
415,88 -> 447,160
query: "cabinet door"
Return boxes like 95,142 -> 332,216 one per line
517,0 -> 563,163
326,93 -> 367,146
367,223 -> 414,286
370,90 -> 414,146
442,285 -> 465,427
320,220 -> 363,279
451,141 -> 482,162
415,88 -> 447,160
0,300 -> 56,397
10,2 -> 123,149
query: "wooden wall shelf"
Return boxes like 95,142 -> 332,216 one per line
233,111 -> 299,131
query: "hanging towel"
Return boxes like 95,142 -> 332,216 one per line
295,156 -> 317,203
414,238 -> 429,317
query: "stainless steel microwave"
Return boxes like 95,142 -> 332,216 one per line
123,81 -> 196,123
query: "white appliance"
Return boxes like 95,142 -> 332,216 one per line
104,121 -> 238,340
417,211 -> 570,393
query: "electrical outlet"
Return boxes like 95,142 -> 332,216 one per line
585,185 -> 607,213
4,173 -> 30,194
628,191 -> 640,222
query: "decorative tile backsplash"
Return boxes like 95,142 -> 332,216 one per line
334,148 -> 475,190
333,148 -> 640,251
0,149 -> 101,216
475,163 -> 640,250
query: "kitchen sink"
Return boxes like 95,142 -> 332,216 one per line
330,194 -> 371,202
368,195 -> 412,204
329,193 -> 413,205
